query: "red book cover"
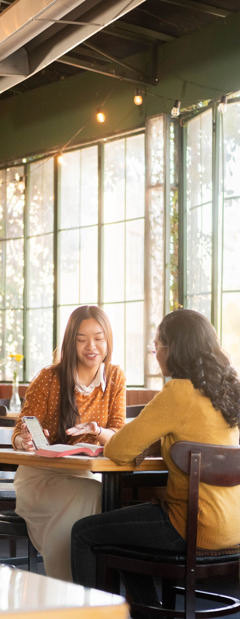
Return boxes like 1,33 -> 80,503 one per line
35,442 -> 104,458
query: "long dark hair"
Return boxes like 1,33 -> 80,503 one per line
158,309 -> 240,427
55,305 -> 113,442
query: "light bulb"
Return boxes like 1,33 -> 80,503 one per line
17,176 -> 25,192
218,95 -> 227,113
57,152 -> 64,164
96,108 -> 105,123
171,100 -> 181,118
134,89 -> 143,106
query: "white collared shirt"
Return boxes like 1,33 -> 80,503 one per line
75,363 -> 106,395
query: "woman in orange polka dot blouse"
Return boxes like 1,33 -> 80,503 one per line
12,305 -> 126,582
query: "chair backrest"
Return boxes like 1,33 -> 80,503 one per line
170,441 -> 240,589
0,399 -> 10,409
171,441 -> 240,486
126,405 -> 145,418
0,398 -> 24,411
0,405 -> 8,417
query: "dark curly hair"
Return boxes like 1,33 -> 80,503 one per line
157,309 -> 240,428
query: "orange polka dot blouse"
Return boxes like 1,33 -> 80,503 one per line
12,364 -> 126,447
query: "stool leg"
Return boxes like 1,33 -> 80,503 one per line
28,538 -> 38,572
9,538 -> 17,557
162,578 -> 177,609
96,553 -> 120,594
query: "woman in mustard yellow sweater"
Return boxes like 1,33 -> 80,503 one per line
12,305 -> 125,581
71,309 -> 240,607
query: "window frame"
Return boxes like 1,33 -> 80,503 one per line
0,118 -> 178,387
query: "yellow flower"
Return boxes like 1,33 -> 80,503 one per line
9,354 -> 24,362
9,354 -> 24,383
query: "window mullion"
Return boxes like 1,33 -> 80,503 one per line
2,171 -> 7,377
98,143 -> 104,306
181,123 -> 187,308
23,163 -> 29,382
53,155 -> 58,352
177,123 -> 184,308
211,103 -> 220,332
164,115 -> 170,315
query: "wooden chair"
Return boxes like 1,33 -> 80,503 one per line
96,441 -> 240,618
0,426 -> 38,571
0,399 -> 10,408
126,404 -> 145,419
0,427 -> 17,499
0,402 -> 15,427
0,398 -> 24,425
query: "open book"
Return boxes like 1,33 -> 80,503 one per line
35,442 -> 104,458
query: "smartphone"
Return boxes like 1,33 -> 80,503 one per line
23,416 -> 50,449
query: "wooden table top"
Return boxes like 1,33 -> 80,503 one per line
0,448 -> 167,473
0,565 -> 128,618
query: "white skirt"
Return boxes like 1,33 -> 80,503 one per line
14,465 -> 102,582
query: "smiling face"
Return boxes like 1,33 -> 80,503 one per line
76,318 -> 107,371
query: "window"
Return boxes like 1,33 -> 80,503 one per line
102,134 -> 145,385
144,116 -> 180,389
0,167 -> 24,380
184,109 -> 213,318
184,99 -> 240,374
58,147 -> 98,339
0,123 -> 173,386
27,158 -> 54,379
57,136 -> 146,384
219,101 -> 240,373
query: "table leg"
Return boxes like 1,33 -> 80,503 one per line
101,472 -> 121,512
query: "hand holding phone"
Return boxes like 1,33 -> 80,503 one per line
23,416 -> 50,450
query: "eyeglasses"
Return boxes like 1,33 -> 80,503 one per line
147,343 -> 168,354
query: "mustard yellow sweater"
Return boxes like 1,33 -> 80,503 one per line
13,364 -> 126,447
104,379 -> 240,549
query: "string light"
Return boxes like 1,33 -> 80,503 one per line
3,87 -> 233,185
134,89 -> 143,106
17,176 -> 25,192
96,108 -> 106,123
171,100 -> 181,118
57,152 -> 64,164
14,173 -> 25,192
218,95 -> 227,113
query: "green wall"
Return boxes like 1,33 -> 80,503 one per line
156,9 -> 240,104
0,71 -> 152,163
1,8 -> 240,164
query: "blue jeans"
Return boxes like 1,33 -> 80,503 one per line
71,502 -> 186,608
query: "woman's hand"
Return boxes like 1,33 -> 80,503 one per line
66,421 -> 101,437
14,422 -> 49,451
66,423 -> 117,445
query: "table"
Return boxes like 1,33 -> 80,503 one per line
0,564 -> 128,618
0,449 -> 168,511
